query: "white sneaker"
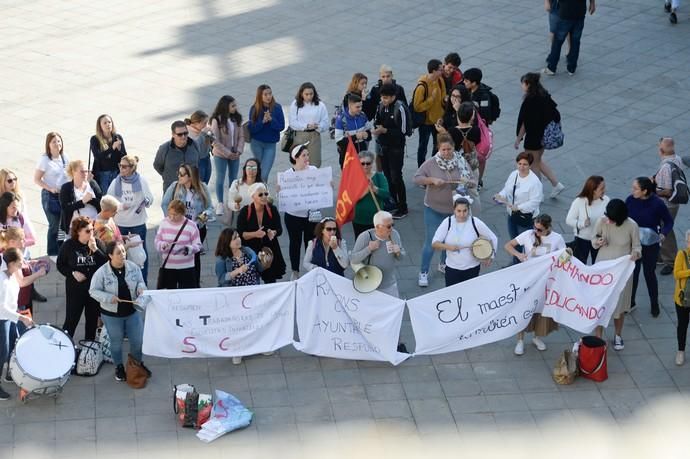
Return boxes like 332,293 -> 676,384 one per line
676,351 -> 685,366
215,202 -> 224,216
542,67 -> 555,76
262,352 -> 274,356
437,263 -> 446,274
232,356 -> 242,365
514,339 -> 525,356
613,335 -> 624,351
532,337 -> 547,351
549,182 -> 565,198
418,272 -> 429,287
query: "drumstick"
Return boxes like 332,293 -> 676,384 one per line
116,298 -> 140,304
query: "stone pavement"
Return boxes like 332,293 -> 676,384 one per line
2,0 -> 690,456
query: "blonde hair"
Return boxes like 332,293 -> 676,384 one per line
0,169 -> 21,199
0,227 -> 24,251
95,114 -> 117,151
65,160 -> 86,180
100,195 -> 120,212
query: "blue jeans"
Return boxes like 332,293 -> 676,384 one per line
507,214 -> 533,264
97,170 -> 118,194
421,206 -> 450,273
546,17 -> 585,73
250,139 -> 277,182
41,189 -> 62,256
213,156 -> 240,203
198,156 -> 213,185
416,124 -> 438,167
100,312 -> 144,367
117,224 -> 149,284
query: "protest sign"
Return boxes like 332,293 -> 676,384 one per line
407,255 -> 553,355
142,283 -> 294,358
294,268 -> 409,365
541,252 -> 635,333
277,166 -> 333,214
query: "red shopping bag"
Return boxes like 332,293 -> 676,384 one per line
578,336 -> 608,382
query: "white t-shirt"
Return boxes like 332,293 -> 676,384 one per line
72,182 -> 98,222
36,154 -> 70,190
515,229 -> 565,259
184,189 -> 196,221
0,271 -> 21,322
432,216 -> 498,270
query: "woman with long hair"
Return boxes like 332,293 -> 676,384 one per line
303,217 -> 349,276
342,73 -> 368,107
247,85 -> 284,182
56,216 -> 107,341
566,175 -> 609,264
154,200 -> 202,289
514,72 -> 564,198
0,192 -> 35,248
185,110 -> 213,185
505,214 -> 565,355
59,160 -> 102,236
107,154 -> 154,283
210,96 -> 245,214
226,158 -> 263,219
289,82 -> 329,167
90,114 -> 127,192
161,164 -> 212,287
34,132 -> 70,256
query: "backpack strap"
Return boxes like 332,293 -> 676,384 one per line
471,217 -> 480,238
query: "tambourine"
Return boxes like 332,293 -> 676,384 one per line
257,247 -> 274,270
458,238 -> 494,261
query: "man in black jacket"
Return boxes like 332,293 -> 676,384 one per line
153,121 -> 201,192
373,84 -> 408,219
463,68 -> 500,126
363,65 -> 408,121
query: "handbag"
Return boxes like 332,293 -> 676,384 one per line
509,173 -> 533,227
542,120 -> 564,150
96,326 -> 113,364
156,220 -> 188,289
578,336 -> 608,382
174,384 -> 213,429
280,127 -> 296,153
125,353 -> 148,389
47,192 -> 62,215
552,349 -> 578,385
241,121 -> 251,143
75,340 -> 104,376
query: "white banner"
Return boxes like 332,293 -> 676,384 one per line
407,255 -> 553,355
142,283 -> 294,358
277,166 -> 333,213
294,268 -> 409,365
542,253 -> 635,333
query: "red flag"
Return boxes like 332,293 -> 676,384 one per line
335,138 -> 369,226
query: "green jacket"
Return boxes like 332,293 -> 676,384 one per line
353,172 -> 390,225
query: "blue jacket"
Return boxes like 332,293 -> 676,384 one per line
161,181 -> 213,227
89,260 -> 146,314
247,104 -> 285,143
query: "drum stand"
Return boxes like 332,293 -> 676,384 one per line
18,384 -> 65,403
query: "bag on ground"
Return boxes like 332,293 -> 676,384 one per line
552,349 -> 578,385
174,384 -> 213,429
196,390 -> 254,442
125,353 -> 148,389
75,340 -> 104,376
578,335 -> 608,382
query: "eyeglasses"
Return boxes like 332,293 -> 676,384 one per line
174,131 -> 189,137
257,192 -> 269,197
360,161 -> 372,166
119,164 -> 131,169
381,224 -> 394,229
6,178 -> 16,183
177,172 -> 188,177
324,227 -> 337,232
246,166 -> 258,171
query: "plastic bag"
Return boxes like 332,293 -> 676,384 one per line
196,390 -> 253,442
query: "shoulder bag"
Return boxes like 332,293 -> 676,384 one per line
680,250 -> 690,307
509,174 -> 533,228
156,219 -> 188,289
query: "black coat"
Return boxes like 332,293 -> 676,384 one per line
59,179 -> 103,232
236,203 -> 286,282
516,93 -> 560,150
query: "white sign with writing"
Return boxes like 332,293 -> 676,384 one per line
294,268 -> 409,365
277,166 -> 333,213
542,252 -> 635,333
407,255 -> 553,355
142,284 -> 295,358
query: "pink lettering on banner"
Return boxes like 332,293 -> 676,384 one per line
549,256 -> 614,286
543,285 -> 605,320
182,336 -> 197,353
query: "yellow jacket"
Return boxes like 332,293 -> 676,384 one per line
673,249 -> 690,306
412,75 -> 446,125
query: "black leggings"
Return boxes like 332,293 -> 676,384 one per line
284,213 -> 316,272
63,284 -> 99,341
194,225 -> 207,287
380,145 -> 407,212
160,267 -> 197,290
631,243 -> 660,309
677,304 -> 690,351
572,236 -> 599,264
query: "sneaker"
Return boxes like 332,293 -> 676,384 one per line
532,337 -> 547,351
549,182 -> 565,198
651,304 -> 660,318
567,70 -> 575,76
141,362 -> 152,378
660,265 -> 673,276
215,202 -> 224,216
418,272 -> 429,287
437,263 -> 446,274
115,364 -> 126,382
0,386 -> 10,401
514,339 -> 525,356
665,1 -> 672,12
392,209 -> 408,220
477,180 -> 483,192
542,67 -> 555,76
613,335 -> 624,351
3,370 -> 12,384
290,271 -> 300,281
670,11 -> 678,23
262,352 -> 274,356
627,303 -> 637,314
676,351 -> 685,366
232,356 -> 243,365
206,213 -> 216,223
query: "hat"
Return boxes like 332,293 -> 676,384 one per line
290,142 -> 309,160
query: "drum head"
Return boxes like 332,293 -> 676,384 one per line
15,326 -> 75,380
471,238 -> 494,260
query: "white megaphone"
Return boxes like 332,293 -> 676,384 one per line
351,263 -> 383,293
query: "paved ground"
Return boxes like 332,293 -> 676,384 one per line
2,0 -> 690,456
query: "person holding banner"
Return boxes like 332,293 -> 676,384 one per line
303,217 -> 349,276
592,198 -> 641,350
237,183 -> 286,284
672,230 -> 690,366
351,210 -> 405,297
565,175 -> 609,264
413,133 -> 473,287
154,199 -> 202,289
432,197 -> 497,286
352,151 -> 389,239
505,214 -> 564,355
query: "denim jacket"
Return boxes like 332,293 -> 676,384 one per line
89,260 -> 147,314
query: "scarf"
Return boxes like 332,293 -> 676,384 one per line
112,172 -> 142,197
434,152 -> 459,171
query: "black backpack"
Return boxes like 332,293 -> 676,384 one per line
668,162 -> 689,204
378,100 -> 414,137
409,81 -> 428,129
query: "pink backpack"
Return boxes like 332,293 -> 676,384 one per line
475,111 -> 493,161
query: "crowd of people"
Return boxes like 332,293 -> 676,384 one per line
0,43 -> 687,400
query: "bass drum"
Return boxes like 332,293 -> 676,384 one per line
9,325 -> 75,396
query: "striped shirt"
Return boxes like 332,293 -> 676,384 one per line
154,218 -> 202,269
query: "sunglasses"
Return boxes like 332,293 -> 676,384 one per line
534,227 -> 545,233
174,131 -> 189,137
245,166 -> 258,171
381,224 -> 394,229
6,178 -> 16,183
360,161 -> 372,166
324,227 -> 337,232
119,164 -> 132,169
257,192 -> 269,197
